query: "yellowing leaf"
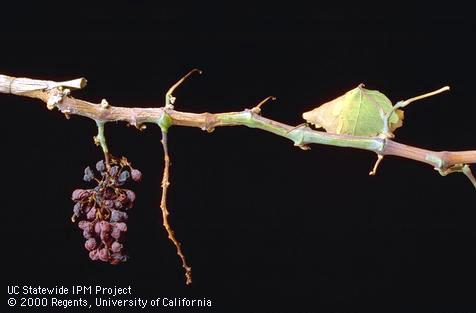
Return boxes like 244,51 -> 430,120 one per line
302,85 -> 404,136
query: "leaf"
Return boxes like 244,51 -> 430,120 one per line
302,85 -> 404,136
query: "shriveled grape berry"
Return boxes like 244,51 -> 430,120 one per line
111,241 -> 123,253
99,221 -> 111,232
89,249 -> 99,261
94,222 -> 101,235
100,231 -> 111,242
110,210 -> 128,222
78,221 -> 91,230
115,222 -> 127,232
131,169 -> 142,182
118,170 -> 130,185
83,166 -> 95,182
83,229 -> 93,239
96,160 -> 106,173
98,248 -> 109,262
124,189 -> 135,207
72,157 -> 140,265
85,238 -> 97,251
109,166 -> 119,177
72,189 -> 90,201
73,202 -> 82,217
86,208 -> 96,221
83,204 -> 92,214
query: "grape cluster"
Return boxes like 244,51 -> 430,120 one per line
71,157 -> 142,265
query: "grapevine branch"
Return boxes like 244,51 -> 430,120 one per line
2,72 -> 476,284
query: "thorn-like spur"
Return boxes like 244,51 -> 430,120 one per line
165,69 -> 202,109
369,154 -> 384,176
250,96 -> 276,114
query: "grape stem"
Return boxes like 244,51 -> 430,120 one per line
95,120 -> 111,167
159,130 -> 192,285
2,73 -> 474,173
2,72 -> 476,285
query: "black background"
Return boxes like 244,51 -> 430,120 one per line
2,2 -> 476,312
